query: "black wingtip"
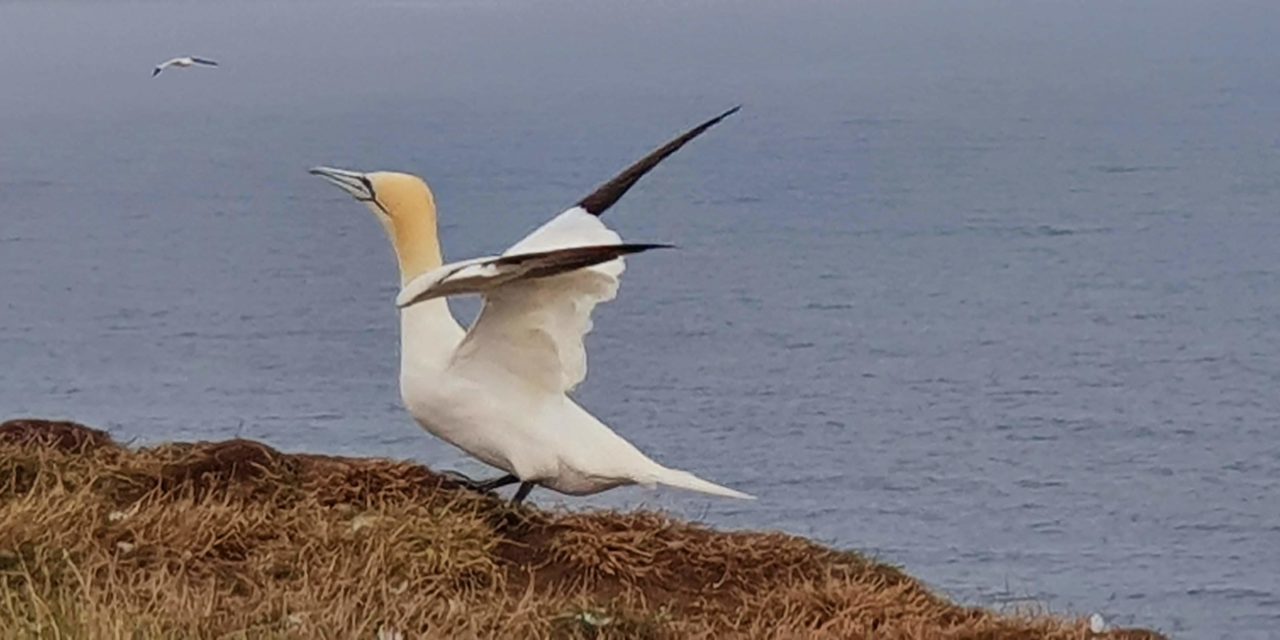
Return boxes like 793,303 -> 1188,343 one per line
577,106 -> 741,217
626,242 -> 677,253
718,105 -> 743,120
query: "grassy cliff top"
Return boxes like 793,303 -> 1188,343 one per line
0,419 -> 1163,639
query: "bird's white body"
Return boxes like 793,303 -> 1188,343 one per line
309,107 -> 750,500
1088,613 -> 1107,634
395,208 -> 737,496
400,313 -> 655,495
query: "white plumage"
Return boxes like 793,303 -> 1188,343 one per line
1089,613 -> 1108,634
152,56 -> 218,77
395,210 -> 644,395
310,107 -> 749,502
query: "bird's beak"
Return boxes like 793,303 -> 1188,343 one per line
309,166 -> 375,201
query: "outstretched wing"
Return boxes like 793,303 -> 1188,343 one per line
396,241 -> 669,308
398,207 -> 664,394
399,107 -> 737,394
475,207 -> 634,393
191,57 -> 219,66
152,58 -> 178,76
575,105 -> 739,217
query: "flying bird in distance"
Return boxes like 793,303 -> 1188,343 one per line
310,106 -> 750,504
152,56 -> 218,77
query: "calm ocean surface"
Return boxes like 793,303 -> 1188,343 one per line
2,1 -> 1278,637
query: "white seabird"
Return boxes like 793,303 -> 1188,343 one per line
152,56 -> 218,77
310,107 -> 751,503
1089,612 -> 1108,634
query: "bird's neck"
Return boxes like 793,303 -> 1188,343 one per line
388,215 -> 458,372
393,237 -> 443,287
398,297 -> 464,373
387,208 -> 444,286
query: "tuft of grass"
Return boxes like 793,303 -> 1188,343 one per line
0,418 -> 1166,639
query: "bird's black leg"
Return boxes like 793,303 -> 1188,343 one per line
511,482 -> 535,504
441,471 -> 520,494
477,474 -> 521,492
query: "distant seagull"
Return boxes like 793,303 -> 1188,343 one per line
1089,613 -> 1108,634
152,56 -> 218,77
310,107 -> 751,503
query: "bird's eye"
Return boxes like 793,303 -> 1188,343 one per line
360,176 -> 375,196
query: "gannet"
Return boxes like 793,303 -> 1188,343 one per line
310,107 -> 751,503
152,56 -> 218,77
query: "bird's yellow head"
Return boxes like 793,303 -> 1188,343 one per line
310,166 -> 443,284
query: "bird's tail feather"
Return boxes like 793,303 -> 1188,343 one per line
652,467 -> 755,500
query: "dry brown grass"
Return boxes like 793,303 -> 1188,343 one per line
0,418 -> 1165,639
